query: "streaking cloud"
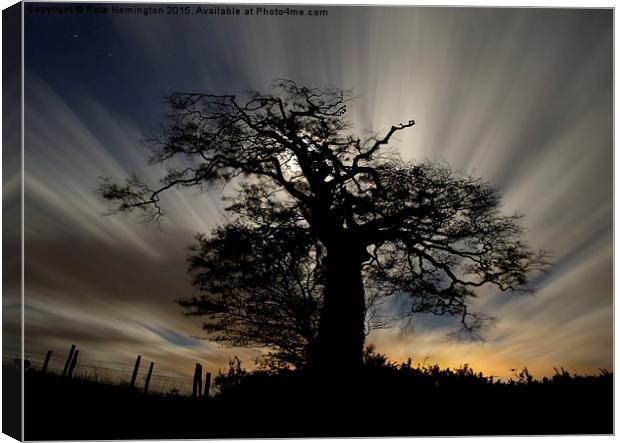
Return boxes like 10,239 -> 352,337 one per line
23,6 -> 611,380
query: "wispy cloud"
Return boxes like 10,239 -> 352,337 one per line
23,7 -> 612,378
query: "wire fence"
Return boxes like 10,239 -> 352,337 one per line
6,348 -> 203,396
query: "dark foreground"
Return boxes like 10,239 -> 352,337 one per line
23,363 -> 612,439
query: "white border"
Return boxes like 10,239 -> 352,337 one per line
0,1 -> 616,443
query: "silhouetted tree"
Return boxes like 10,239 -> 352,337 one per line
100,79 -> 546,371
180,182 -> 389,369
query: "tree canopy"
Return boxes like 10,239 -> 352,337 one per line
100,79 -> 547,371
181,184 -> 324,369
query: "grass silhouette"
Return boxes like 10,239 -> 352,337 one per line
20,351 -> 612,439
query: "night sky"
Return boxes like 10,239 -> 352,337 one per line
17,4 -> 612,380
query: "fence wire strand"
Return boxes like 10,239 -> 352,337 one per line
9,349 -> 203,396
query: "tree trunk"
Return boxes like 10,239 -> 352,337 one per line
314,243 -> 366,373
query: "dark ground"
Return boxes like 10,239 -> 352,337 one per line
21,363 -> 613,440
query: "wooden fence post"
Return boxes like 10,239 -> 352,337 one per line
41,350 -> 53,374
130,355 -> 141,388
204,372 -> 212,398
62,344 -> 76,377
67,349 -> 79,378
192,363 -> 202,397
144,362 -> 154,394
